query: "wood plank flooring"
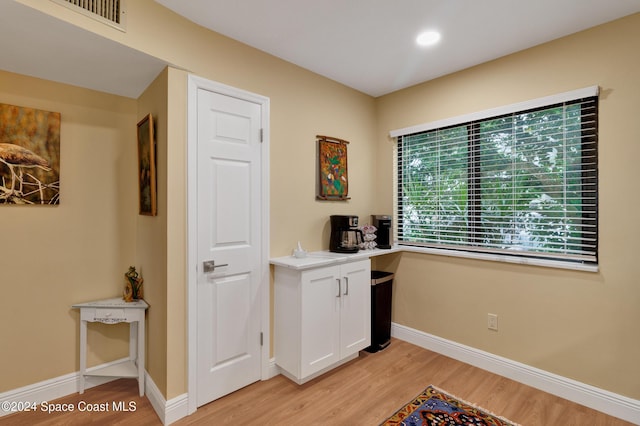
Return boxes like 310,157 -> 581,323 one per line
0,339 -> 633,425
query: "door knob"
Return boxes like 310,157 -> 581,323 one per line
203,260 -> 229,273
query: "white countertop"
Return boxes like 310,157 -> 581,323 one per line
72,297 -> 149,309
271,244 -> 597,273
270,247 -> 401,270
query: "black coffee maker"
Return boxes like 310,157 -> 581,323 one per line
330,215 -> 363,253
372,215 -> 393,249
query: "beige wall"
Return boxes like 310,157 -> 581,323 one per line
4,0 -> 638,404
8,0 -> 377,400
136,68 -> 169,396
134,66 -> 188,399
0,70 -> 137,391
165,67 -> 189,399
375,13 -> 640,399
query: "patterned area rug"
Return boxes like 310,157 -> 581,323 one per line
381,385 -> 520,426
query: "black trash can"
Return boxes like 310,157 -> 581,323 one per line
365,271 -> 394,353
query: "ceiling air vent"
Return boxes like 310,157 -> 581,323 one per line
51,0 -> 126,31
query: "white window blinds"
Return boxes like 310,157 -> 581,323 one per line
392,87 -> 599,264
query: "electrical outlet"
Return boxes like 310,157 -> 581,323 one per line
488,313 -> 498,331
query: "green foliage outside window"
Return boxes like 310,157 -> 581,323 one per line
399,98 -> 597,261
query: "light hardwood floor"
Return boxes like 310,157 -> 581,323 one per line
0,339 -> 634,425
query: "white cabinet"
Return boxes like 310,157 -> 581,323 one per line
275,258 -> 371,384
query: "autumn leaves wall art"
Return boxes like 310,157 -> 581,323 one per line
0,103 -> 60,205
317,135 -> 350,200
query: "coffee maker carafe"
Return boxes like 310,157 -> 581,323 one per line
330,215 -> 363,253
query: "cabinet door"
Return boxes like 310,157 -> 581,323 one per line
300,265 -> 341,378
339,259 -> 371,358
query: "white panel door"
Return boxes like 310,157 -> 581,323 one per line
196,88 -> 262,407
300,265 -> 341,378
339,260 -> 371,357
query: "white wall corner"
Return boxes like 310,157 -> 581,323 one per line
391,322 -> 640,425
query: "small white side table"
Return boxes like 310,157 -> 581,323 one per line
72,298 -> 149,396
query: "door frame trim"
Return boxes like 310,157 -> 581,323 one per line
186,74 -> 270,414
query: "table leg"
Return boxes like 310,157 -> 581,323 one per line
130,321 -> 137,362
79,319 -> 87,394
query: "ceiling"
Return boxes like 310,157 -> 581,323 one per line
155,0 -> 640,97
0,1 -> 169,99
1,1 -> 639,99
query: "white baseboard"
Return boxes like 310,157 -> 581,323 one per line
0,360 -> 189,425
0,358 -> 126,417
0,356 -> 274,424
13,338 -> 634,424
391,322 -> 640,425
144,374 -> 188,425
164,393 -> 189,425
149,359 -> 280,425
267,357 -> 281,379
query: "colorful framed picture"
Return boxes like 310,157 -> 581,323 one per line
0,103 -> 61,205
317,135 -> 350,200
137,114 -> 157,216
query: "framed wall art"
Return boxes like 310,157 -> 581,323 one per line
0,103 -> 61,205
317,135 -> 350,200
137,113 -> 157,216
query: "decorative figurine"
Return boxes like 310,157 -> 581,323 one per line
123,266 -> 144,302
359,224 -> 378,250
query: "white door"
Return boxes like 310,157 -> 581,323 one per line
195,88 -> 263,407
339,260 -> 371,357
300,266 -> 341,378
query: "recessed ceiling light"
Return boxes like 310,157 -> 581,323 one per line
416,30 -> 441,47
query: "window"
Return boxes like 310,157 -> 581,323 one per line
392,87 -> 598,266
